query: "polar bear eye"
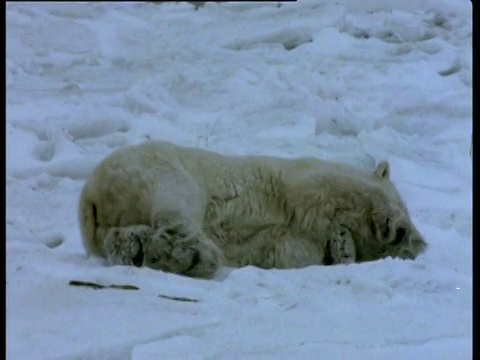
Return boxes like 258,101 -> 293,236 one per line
382,217 -> 391,238
368,218 -> 377,236
391,227 -> 406,245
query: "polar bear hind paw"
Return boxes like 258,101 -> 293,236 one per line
144,223 -> 223,278
103,225 -> 153,267
103,223 -> 222,278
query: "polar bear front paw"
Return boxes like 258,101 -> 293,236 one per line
324,224 -> 356,265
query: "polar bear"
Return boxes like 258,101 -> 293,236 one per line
78,140 -> 427,278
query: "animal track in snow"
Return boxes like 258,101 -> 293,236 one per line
12,116 -> 126,139
437,60 -> 462,77
224,28 -> 313,52
31,128 -> 84,163
66,119 -> 130,141
33,141 -> 55,162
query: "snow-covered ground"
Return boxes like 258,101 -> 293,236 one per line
6,1 -> 472,359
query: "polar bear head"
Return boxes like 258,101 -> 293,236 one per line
339,161 -> 427,263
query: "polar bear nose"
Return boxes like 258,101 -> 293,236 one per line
397,233 -> 427,260
409,234 -> 428,256
399,249 -> 416,260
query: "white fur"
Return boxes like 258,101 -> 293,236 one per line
79,140 -> 426,278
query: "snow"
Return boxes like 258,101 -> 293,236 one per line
6,1 -> 472,359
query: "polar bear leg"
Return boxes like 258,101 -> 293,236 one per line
103,225 -> 153,267
103,220 -> 223,278
234,226 -> 324,269
325,224 -> 356,265
117,166 -> 223,278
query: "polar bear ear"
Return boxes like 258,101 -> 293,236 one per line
374,161 -> 390,180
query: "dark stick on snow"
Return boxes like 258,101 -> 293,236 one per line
158,294 -> 200,303
69,280 -> 200,301
69,280 -> 139,290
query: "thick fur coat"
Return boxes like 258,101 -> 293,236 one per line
79,140 -> 427,278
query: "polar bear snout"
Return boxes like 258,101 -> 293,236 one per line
407,232 -> 428,259
390,226 -> 427,260
354,212 -> 427,263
